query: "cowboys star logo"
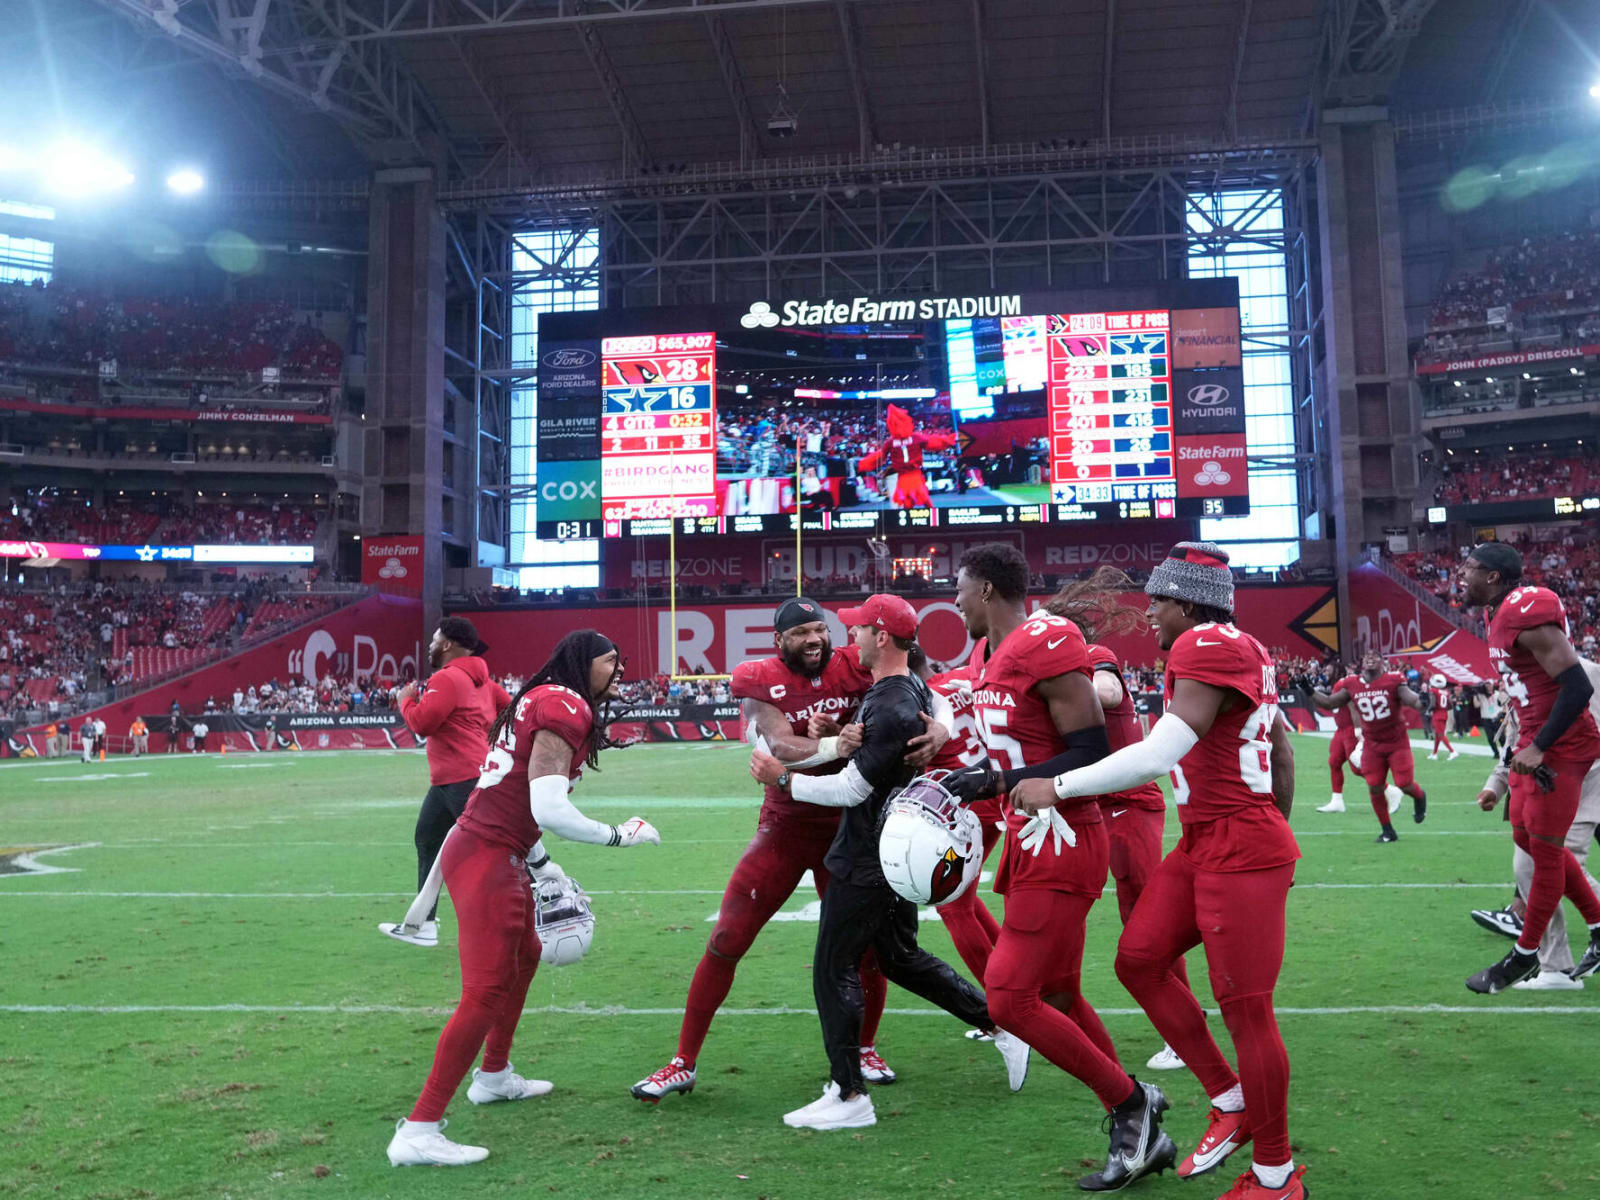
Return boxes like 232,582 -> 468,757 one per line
0,843 -> 97,877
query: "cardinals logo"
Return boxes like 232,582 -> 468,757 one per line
928,845 -> 965,904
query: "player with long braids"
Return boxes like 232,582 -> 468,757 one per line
387,630 -> 661,1168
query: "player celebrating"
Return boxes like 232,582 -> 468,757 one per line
1314,652 -> 1425,842
1043,566 -> 1187,1072
1460,542 -> 1600,993
1427,674 -> 1458,761
947,543 -> 1176,1193
1015,542 -> 1304,1200
387,630 -> 659,1168
631,596 -> 951,1103
855,404 -> 958,508
1313,661 -> 1364,813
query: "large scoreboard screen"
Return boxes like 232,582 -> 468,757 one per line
535,282 -> 1243,539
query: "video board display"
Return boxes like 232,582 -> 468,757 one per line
535,282 -> 1244,539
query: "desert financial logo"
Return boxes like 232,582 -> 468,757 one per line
742,294 -> 1022,329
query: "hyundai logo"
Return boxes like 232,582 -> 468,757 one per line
542,348 -> 596,368
1186,384 -> 1232,407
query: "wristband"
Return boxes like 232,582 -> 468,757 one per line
528,850 -> 551,870
816,736 -> 839,760
606,825 -> 621,847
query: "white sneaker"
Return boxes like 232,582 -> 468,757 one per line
782,1081 -> 876,1130
859,1045 -> 896,1084
467,1063 -> 553,1104
1448,750 -> 1460,761
993,1030 -> 1031,1092
379,919 -> 438,947
1386,785 -> 1404,814
1314,798 -> 1345,813
386,1119 -> 488,1167
1512,968 -> 1584,991
1145,1044 -> 1186,1070
963,1027 -> 995,1042
1427,752 -> 1438,761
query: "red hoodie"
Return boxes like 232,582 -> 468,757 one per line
400,655 -> 511,785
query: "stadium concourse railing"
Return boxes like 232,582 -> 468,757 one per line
1373,554 -> 1479,636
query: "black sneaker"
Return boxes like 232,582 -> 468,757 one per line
1375,828 -> 1398,844
1412,787 -> 1427,824
1078,1080 -> 1178,1192
1469,907 -> 1523,940
1569,930 -> 1600,981
1466,946 -> 1540,994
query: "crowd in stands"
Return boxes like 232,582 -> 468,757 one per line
1415,230 -> 1600,365
0,279 -> 343,379
202,674 -> 397,716
0,493 -> 323,546
1430,450 -> 1597,507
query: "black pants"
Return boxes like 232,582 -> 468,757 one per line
1480,715 -> 1502,749
813,874 -> 991,1096
415,779 -> 477,921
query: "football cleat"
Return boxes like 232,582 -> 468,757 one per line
1145,1044 -> 1185,1071
1469,907 -> 1523,939
859,1045 -> 896,1085
1214,1164 -> 1308,1199
782,1081 -> 876,1131
631,1056 -> 696,1104
1449,750 -> 1460,761
467,1064 -> 553,1104
963,1027 -> 995,1042
386,1119 -> 488,1167
1411,787 -> 1427,824
1512,969 -> 1583,991
1466,946 -> 1540,994
1569,930 -> 1600,981
1078,1080 -> 1176,1192
1314,797 -> 1344,813
379,919 -> 438,947
1426,752 -> 1438,761
993,1030 -> 1031,1092
1177,1107 -> 1251,1179
1375,829 -> 1398,844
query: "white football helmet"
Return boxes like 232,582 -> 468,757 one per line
878,772 -> 984,907
534,875 -> 595,966
1429,673 -> 1448,689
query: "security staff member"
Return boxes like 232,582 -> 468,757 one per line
750,594 -> 1021,1131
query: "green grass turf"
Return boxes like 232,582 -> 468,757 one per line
987,483 -> 1051,505
2,736 -> 1597,1199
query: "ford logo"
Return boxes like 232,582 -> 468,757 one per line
543,348 -> 597,368
1186,384 -> 1231,407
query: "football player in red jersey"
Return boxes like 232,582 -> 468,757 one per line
1313,652 -> 1426,842
1312,662 -> 1364,813
947,543 -> 1177,1193
1426,676 -> 1458,760
1015,543 -> 1305,1200
1043,566 -> 1189,1073
387,631 -> 660,1168
1461,542 -> 1600,993
632,596 -> 952,1102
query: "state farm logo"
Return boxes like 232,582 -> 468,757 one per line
1178,442 -> 1245,487
377,557 -> 408,580
367,542 -> 420,558
1187,384 -> 1232,407
1193,460 -> 1232,486
741,301 -> 780,329
542,348 -> 596,368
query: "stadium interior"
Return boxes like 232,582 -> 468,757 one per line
4,0 -> 1600,1196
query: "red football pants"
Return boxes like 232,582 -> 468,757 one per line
1328,729 -> 1358,793
1115,851 -> 1296,1165
986,886 -> 1130,1111
1107,806 -> 1190,992
1361,740 -> 1415,789
677,821 -> 887,1063
411,828 -> 540,1122
1509,755 -> 1600,952
936,817 -> 1002,982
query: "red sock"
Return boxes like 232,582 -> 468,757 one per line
1219,992 -> 1291,1165
411,986 -> 502,1122
1567,848 -> 1600,926
1369,789 -> 1390,823
1329,762 -> 1345,793
676,950 -> 738,1064
859,952 -> 887,1047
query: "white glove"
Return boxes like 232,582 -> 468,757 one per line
615,816 -> 660,847
1349,739 -> 1363,770
1016,806 -> 1077,856
529,857 -> 565,883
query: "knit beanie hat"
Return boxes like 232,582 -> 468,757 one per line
1144,541 -> 1234,613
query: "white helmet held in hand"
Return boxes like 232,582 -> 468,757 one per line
1429,673 -> 1448,689
534,875 -> 595,965
878,772 -> 984,907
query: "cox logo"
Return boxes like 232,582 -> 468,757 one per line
542,348 -> 596,368
740,301 -> 780,330
1186,384 -> 1231,407
540,479 -> 598,501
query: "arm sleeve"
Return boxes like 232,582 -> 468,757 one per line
528,774 -> 619,845
789,760 -> 874,808
927,687 -> 955,732
1002,723 -> 1111,789
1532,663 -> 1593,751
1053,713 -> 1199,799
400,673 -> 459,736
782,737 -> 842,770
1482,758 -> 1511,800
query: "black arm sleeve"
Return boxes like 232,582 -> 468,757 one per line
1533,663 -> 1594,752
1001,723 -> 1111,790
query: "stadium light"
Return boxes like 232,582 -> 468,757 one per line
1591,82 -> 1600,100
165,168 -> 205,195
40,141 -> 133,196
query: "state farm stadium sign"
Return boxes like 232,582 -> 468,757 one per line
1415,344 -> 1600,375
741,294 -> 1022,328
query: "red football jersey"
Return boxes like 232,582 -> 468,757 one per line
731,641 -> 874,833
455,684 -> 594,855
927,668 -> 986,772
1331,674 -> 1359,730
1488,585 -> 1600,760
1347,672 -> 1409,746
1430,685 -> 1451,711
1163,624 -> 1299,873
1085,642 -> 1164,812
974,612 -> 1104,895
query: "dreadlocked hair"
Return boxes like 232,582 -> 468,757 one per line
1041,565 -> 1145,643
489,629 -> 620,772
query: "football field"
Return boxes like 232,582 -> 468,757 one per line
1,736 -> 1595,1199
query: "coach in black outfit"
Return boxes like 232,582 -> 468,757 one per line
750,593 -> 1026,1131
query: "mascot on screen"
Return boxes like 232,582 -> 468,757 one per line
856,404 -> 959,509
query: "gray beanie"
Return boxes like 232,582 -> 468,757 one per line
1144,541 -> 1235,613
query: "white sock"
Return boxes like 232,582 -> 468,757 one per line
1330,792 -> 1342,805
1210,1084 -> 1245,1113
1252,1160 -> 1293,1189
400,1119 -> 440,1134
476,1065 -> 510,1084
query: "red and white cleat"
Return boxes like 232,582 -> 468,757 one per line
859,1045 -> 897,1084
1213,1164 -> 1308,1199
630,1056 -> 696,1104
1178,1106 -> 1252,1179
